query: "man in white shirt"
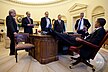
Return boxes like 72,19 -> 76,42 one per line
41,11 -> 52,32
75,13 -> 91,38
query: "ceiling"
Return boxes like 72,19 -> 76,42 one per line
6,0 -> 65,5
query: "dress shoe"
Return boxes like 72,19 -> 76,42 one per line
9,52 -> 18,56
9,53 -> 15,55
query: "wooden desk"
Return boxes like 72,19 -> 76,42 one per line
29,34 -> 58,64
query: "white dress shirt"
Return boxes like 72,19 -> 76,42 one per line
46,17 -> 50,28
58,20 -> 61,24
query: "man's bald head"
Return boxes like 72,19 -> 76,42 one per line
26,11 -> 31,17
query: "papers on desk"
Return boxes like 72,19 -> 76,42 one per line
41,31 -> 48,35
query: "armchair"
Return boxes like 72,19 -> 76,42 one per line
14,33 -> 35,63
69,31 -> 108,72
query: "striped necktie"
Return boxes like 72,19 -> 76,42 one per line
27,17 -> 31,24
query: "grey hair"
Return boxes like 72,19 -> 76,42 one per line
9,9 -> 15,15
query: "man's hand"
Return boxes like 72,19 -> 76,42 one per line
75,37 -> 83,41
27,24 -> 34,26
14,32 -> 17,35
27,24 -> 31,26
63,32 -> 68,34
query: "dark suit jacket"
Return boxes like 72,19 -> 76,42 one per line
22,17 -> 33,34
40,17 -> 51,31
6,15 -> 18,37
85,27 -> 105,45
80,27 -> 106,60
75,18 -> 91,31
54,20 -> 65,33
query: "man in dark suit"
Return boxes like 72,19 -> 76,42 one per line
75,13 -> 91,38
50,18 -> 106,60
22,11 -> 34,34
54,14 -> 66,33
40,11 -> 52,32
6,9 -> 19,55
54,14 -> 66,54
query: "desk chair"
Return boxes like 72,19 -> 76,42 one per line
69,31 -> 108,72
14,33 -> 35,63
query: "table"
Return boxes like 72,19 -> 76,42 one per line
29,34 -> 58,64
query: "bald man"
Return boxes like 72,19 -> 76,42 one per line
6,9 -> 19,55
54,14 -> 66,33
40,11 -> 52,32
22,11 -> 34,34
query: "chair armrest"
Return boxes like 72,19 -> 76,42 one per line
78,40 -> 99,49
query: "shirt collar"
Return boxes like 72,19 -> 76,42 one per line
95,26 -> 102,30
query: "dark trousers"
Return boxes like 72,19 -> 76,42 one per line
50,30 -> 80,46
50,29 -> 92,59
9,34 -> 15,54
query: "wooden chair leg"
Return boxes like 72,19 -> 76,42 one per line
34,48 -> 35,58
15,50 -> 18,63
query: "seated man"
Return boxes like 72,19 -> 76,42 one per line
49,18 -> 106,60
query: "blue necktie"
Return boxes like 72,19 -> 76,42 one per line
78,19 -> 82,31
48,24 -> 52,28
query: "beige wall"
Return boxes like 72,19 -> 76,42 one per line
0,0 -> 108,33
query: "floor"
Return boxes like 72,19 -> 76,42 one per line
0,42 -> 108,72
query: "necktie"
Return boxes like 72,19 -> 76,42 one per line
48,24 -> 52,28
27,17 -> 31,24
78,19 -> 82,31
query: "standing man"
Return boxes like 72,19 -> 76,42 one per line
6,9 -> 19,55
75,13 -> 91,38
54,14 -> 66,33
40,11 -> 52,32
54,14 -> 66,54
22,11 -> 34,34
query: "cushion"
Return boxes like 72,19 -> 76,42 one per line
15,43 -> 34,50
69,46 -> 80,54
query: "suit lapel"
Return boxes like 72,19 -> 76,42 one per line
44,17 -> 47,26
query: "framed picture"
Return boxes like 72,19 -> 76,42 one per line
0,19 -> 4,25
15,14 -> 24,27
16,14 -> 24,23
